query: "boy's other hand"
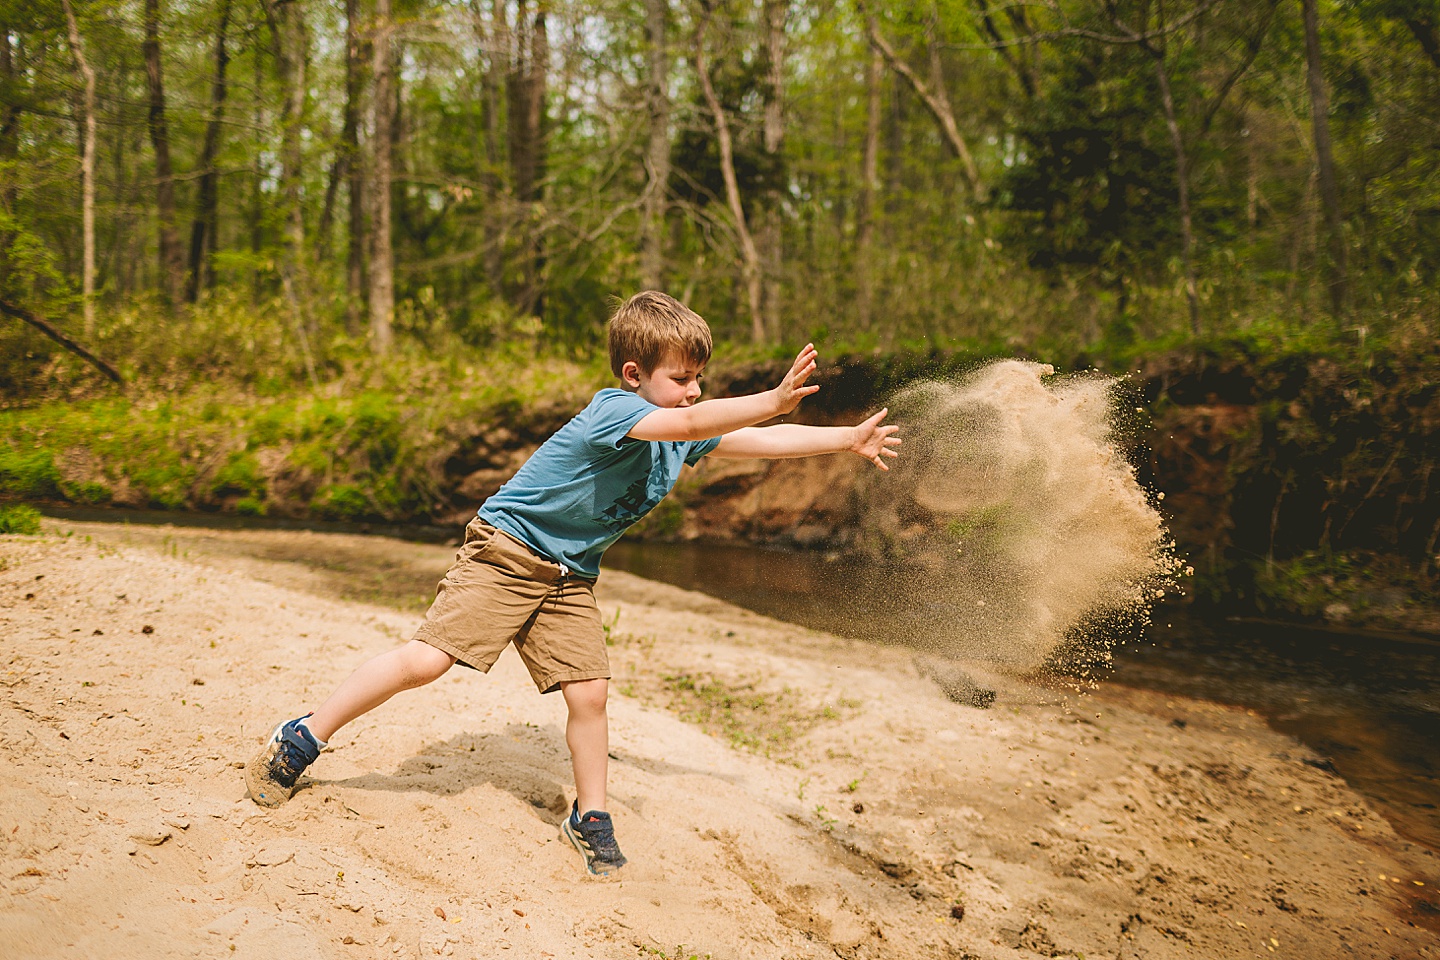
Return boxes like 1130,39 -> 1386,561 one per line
850,407 -> 902,470
774,343 -> 820,414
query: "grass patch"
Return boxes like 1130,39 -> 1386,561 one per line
658,672 -> 823,760
0,503 -> 42,535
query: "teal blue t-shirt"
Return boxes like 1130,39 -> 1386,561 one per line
478,388 -> 721,577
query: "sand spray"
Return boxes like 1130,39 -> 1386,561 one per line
854,360 -> 1185,682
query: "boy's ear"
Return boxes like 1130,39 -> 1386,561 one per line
620,360 -> 642,388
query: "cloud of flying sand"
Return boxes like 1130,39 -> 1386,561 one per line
855,360 -> 1180,673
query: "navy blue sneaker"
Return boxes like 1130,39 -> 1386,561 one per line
561,801 -> 628,876
245,716 -> 322,807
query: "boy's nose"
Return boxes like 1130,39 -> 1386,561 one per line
687,380 -> 702,400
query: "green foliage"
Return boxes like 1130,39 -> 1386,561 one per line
310,484 -> 371,521
0,348 -> 605,522
0,0 -> 1434,387
211,452 -> 265,499
0,504 -> 42,535
1251,550 -> 1432,626
0,448 -> 61,498
999,43 -> 1177,276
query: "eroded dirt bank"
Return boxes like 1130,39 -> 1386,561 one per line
2,523 -> 1437,959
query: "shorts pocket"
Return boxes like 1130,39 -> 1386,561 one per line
459,520 -> 499,563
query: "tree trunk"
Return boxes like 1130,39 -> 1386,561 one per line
695,2 -> 764,342
186,0 -> 232,303
1301,0 -> 1348,317
318,0 -> 367,330
0,24 -> 20,289
758,0 -> 785,339
249,46 -> 265,302
856,32 -> 882,331
262,0 -> 310,292
862,6 -> 984,200
345,0 -> 367,332
144,0 -> 184,307
474,0 -> 508,294
639,0 -> 671,291
507,1 -> 549,315
61,0 -> 97,336
1149,52 -> 1200,335
369,0 -> 395,353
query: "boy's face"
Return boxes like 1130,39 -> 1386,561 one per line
622,352 -> 705,408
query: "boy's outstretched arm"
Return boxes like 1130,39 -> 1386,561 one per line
628,344 -> 819,442
711,408 -> 901,470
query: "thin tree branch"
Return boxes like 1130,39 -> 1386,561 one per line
942,0 -> 1226,50
860,0 -> 984,198
1199,0 -> 1277,136
0,299 -> 124,385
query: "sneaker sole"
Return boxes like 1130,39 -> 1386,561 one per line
244,722 -> 298,808
561,818 -> 624,877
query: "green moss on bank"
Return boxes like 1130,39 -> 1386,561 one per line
0,355 -> 608,522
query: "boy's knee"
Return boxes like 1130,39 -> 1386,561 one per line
399,640 -> 454,687
562,678 -> 609,716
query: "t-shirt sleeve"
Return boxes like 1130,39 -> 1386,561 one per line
584,389 -> 658,451
684,435 -> 723,467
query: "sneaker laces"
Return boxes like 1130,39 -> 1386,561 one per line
271,721 -> 320,787
576,817 -> 622,869
575,810 -> 624,862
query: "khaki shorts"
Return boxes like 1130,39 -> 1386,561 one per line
412,518 -> 608,694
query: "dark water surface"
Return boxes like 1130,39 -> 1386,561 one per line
604,540 -> 1440,854
38,508 -> 1440,852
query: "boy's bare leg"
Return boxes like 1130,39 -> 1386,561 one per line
561,678 -> 609,814
305,639 -> 456,743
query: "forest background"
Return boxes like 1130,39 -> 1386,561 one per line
0,0 -> 1437,631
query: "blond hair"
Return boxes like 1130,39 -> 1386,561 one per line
606,291 -> 713,379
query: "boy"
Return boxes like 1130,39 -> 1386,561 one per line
245,290 -> 901,876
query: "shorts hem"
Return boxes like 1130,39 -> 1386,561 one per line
536,668 -> 611,695
412,631 -> 495,674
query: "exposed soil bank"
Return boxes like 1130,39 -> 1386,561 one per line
3,523 -> 1439,959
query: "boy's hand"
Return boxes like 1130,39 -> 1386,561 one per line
849,408 -> 901,470
773,343 -> 820,414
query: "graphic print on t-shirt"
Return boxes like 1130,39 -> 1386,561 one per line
596,452 -> 669,532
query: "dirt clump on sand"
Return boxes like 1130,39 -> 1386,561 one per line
1,524 -> 1436,959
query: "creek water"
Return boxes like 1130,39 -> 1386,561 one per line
604,539 -> 1440,854
37,507 -> 1440,853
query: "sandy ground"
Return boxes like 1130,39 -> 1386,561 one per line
2,523 -> 1438,960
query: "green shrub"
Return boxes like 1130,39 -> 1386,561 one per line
211,452 -> 265,498
59,479 -> 112,505
0,504 -> 42,535
0,449 -> 62,498
311,483 -> 370,520
235,496 -> 267,516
